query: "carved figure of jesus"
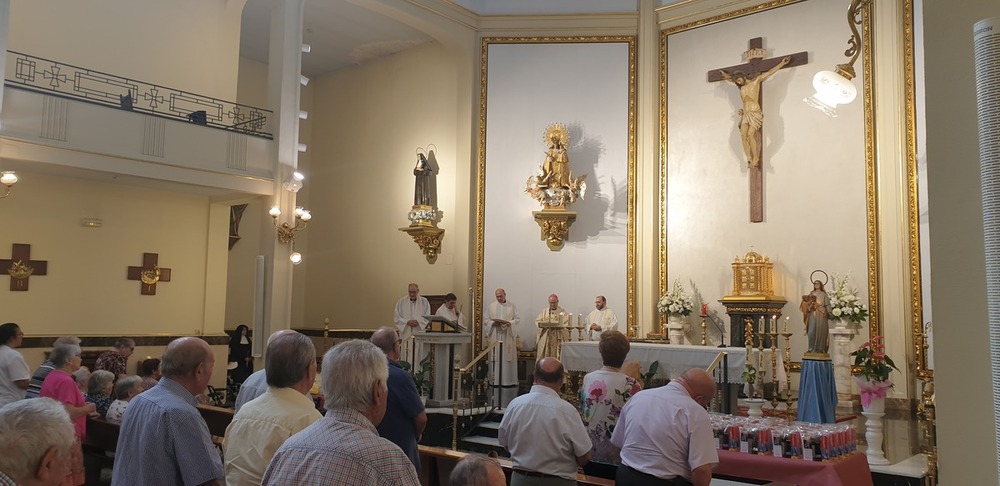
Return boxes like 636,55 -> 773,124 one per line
719,56 -> 791,168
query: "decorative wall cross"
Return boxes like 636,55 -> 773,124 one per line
127,253 -> 172,295
708,37 -> 807,223
0,243 -> 48,291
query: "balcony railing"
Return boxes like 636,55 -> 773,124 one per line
4,51 -> 272,138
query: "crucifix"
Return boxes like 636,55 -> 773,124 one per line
127,253 -> 172,295
708,37 -> 807,222
0,243 -> 48,291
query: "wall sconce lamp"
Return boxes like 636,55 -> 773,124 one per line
0,171 -> 17,199
269,205 -> 311,264
804,0 -> 871,117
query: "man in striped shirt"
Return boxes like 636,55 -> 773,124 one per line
263,340 -> 419,486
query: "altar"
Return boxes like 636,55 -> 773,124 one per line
563,341 -> 791,382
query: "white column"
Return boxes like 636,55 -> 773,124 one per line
636,0 -> 659,338
830,324 -> 859,408
263,0 -> 306,334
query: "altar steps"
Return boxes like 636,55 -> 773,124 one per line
458,410 -> 509,457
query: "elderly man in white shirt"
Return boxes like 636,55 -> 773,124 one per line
223,332 -> 322,485
498,357 -> 592,486
611,368 -> 719,486
484,288 -> 521,407
394,283 -> 431,365
587,295 -> 619,341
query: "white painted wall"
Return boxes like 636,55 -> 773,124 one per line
303,42 -> 464,328
924,0 -> 1000,483
483,41 -> 632,349
7,0 -> 245,100
665,0 -> 868,357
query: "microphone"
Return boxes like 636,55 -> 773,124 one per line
708,312 -> 727,347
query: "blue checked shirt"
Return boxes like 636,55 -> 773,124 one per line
111,377 -> 223,486
263,407 -> 419,486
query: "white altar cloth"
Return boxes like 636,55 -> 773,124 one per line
560,342 -> 786,386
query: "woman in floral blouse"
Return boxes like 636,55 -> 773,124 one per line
580,331 -> 642,464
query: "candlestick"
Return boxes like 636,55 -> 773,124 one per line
770,324 -> 779,409
784,316 -> 789,334
701,303 -> 708,316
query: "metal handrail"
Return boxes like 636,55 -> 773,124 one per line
4,50 -> 273,138
452,341 -> 501,449
705,351 -> 727,374
458,341 -> 499,373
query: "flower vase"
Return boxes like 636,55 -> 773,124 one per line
745,398 -> 766,419
667,315 -> 687,345
861,396 -> 890,465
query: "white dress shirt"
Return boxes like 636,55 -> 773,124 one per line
610,381 -> 718,480
498,385 -> 592,480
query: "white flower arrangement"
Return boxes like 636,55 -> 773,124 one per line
657,280 -> 694,317
829,273 -> 868,324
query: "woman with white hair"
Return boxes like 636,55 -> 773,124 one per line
106,375 -> 142,424
84,370 -> 115,417
40,344 -> 96,486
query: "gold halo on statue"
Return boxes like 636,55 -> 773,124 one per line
543,123 -> 570,145
809,269 -> 829,286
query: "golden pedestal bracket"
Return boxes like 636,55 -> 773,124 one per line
401,205 -> 444,263
532,209 -> 576,251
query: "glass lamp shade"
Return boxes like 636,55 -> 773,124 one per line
268,206 -> 282,218
804,70 -> 857,117
0,171 -> 17,186
289,251 -> 303,264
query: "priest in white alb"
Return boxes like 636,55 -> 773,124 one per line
394,282 -> 431,365
484,288 -> 521,407
434,293 -> 467,331
535,293 -> 568,361
587,295 -> 619,341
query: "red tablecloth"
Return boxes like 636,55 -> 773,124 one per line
713,450 -> 873,486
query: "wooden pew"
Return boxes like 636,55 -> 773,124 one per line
83,405 -> 234,454
417,445 -> 614,486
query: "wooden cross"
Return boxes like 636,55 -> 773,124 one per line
127,253 -> 171,295
0,243 -> 48,291
708,37 -> 807,222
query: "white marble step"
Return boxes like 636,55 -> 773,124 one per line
477,421 -> 501,430
462,435 -> 502,447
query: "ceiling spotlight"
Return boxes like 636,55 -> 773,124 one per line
283,172 -> 304,193
290,251 -> 303,264
300,75 -> 310,86
301,44 -> 312,54
299,110 -> 308,120
297,143 -> 307,153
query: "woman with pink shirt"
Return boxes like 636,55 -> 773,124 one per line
40,343 -> 96,486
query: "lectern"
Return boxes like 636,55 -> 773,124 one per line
413,329 -> 472,407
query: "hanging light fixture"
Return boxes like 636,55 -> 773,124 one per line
804,0 -> 871,117
0,171 -> 17,199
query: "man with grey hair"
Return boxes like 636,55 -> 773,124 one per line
371,326 -> 426,469
26,336 -> 81,399
450,455 -> 507,486
224,332 -> 322,485
263,340 -> 419,486
234,329 -> 298,412
0,397 -> 76,486
112,337 -> 223,486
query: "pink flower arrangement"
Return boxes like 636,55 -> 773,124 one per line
850,336 -> 900,408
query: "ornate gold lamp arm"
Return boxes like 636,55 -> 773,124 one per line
835,0 -> 873,80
